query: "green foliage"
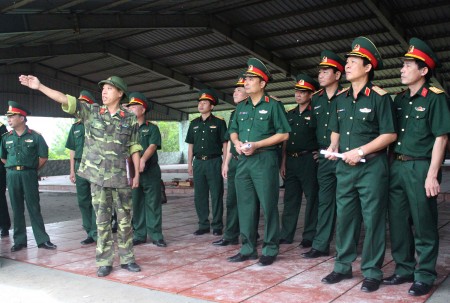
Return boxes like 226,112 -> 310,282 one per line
155,121 -> 179,152
49,118 -> 73,160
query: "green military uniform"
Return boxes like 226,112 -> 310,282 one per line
388,38 -> 450,286
329,37 -> 395,281
280,74 -> 319,244
0,102 -> 51,247
61,77 -> 142,267
0,122 -> 11,237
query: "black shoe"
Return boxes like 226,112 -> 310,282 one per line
152,239 -> 167,247
382,274 -> 414,285
0,229 -> 9,238
227,253 -> 258,263
213,229 -> 223,236
80,237 -> 95,245
97,266 -> 113,277
361,278 -> 381,292
193,228 -> 210,236
121,262 -> 141,272
279,239 -> 293,245
258,255 -> 276,266
38,241 -> 57,250
408,281 -> 432,296
301,248 -> 329,259
322,271 -> 353,284
132,239 -> 146,246
299,239 -> 312,248
212,238 -> 238,246
11,243 -> 27,252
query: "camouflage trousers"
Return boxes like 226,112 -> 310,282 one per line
91,184 -> 135,266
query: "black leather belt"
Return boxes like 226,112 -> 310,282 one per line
395,153 -> 429,162
195,154 -> 221,160
287,150 -> 312,158
8,166 -> 31,171
364,150 -> 386,161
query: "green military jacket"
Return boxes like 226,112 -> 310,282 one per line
185,114 -> 227,156
229,94 -> 291,148
329,82 -> 395,152
285,104 -> 318,152
225,110 -> 238,156
0,126 -> 48,169
65,120 -> 85,159
312,86 -> 343,148
393,84 -> 450,158
62,96 -> 142,188
138,121 -> 161,167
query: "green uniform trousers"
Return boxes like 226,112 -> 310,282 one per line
334,155 -> 388,281
236,150 -> 280,257
132,163 -> 164,242
7,169 -> 50,245
91,184 -> 135,266
223,156 -> 240,241
75,160 -> 97,240
0,164 -> 11,231
193,157 -> 224,230
280,153 -> 318,242
388,159 -> 438,285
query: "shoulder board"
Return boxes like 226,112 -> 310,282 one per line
29,129 -> 41,135
288,107 -> 297,113
215,116 -> 224,120
269,95 -> 281,102
429,86 -> 444,94
191,116 -> 201,122
146,120 -> 156,126
312,88 -> 323,96
0,122 -> 3,127
8,130 -> 13,135
372,85 -> 388,96
231,109 -> 236,114
336,87 -> 350,96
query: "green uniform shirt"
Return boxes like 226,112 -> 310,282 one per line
62,95 -> 143,188
138,121 -> 161,166
225,110 -> 238,156
229,94 -> 291,146
0,127 -> 48,168
312,86 -> 343,148
393,84 -> 450,158
185,114 -> 227,156
285,104 -> 318,152
329,82 -> 395,152
65,121 -> 85,159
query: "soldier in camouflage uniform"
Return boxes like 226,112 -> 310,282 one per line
19,75 -> 143,278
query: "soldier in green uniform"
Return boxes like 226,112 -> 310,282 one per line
65,90 -> 97,245
0,101 -> 57,252
228,58 -> 291,266
279,74 -> 319,247
19,75 -> 143,277
185,89 -> 227,236
0,121 -> 10,238
125,92 -> 167,248
322,37 -> 397,292
382,38 -> 450,296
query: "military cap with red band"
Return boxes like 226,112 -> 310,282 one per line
295,74 -> 319,92
346,36 -> 383,70
403,37 -> 440,70
78,90 -> 96,104
126,92 -> 150,112
244,58 -> 271,82
319,50 -> 345,72
198,89 -> 219,106
6,101 -> 31,116
235,72 -> 246,87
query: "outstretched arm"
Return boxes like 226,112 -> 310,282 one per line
19,75 -> 69,105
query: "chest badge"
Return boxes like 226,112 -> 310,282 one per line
359,108 -> 372,113
209,125 -> 217,128
415,106 -> 426,112
259,110 -> 268,114
304,116 -> 311,120
24,139 -> 34,143
314,105 -> 321,110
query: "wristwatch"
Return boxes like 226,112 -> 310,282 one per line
357,148 -> 364,157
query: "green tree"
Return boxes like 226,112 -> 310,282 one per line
49,118 -> 73,160
156,121 -> 179,152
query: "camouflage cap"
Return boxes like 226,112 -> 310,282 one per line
78,90 -> 96,104
198,89 -> 218,106
295,73 -> 319,92
126,91 -> 149,112
346,36 -> 383,70
403,37 -> 440,69
6,100 -> 31,116
244,58 -> 271,82
98,76 -> 128,99
319,50 -> 345,72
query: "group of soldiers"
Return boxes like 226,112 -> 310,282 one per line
0,35 -> 447,297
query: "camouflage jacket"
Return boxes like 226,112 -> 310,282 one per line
62,96 -> 142,188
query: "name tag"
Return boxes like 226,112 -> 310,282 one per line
359,108 -> 372,113
210,125 -> 217,129
25,139 -> 34,143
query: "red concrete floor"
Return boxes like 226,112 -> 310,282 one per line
1,193 -> 449,303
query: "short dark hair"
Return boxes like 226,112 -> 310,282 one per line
362,58 -> 375,81
415,59 -> 432,82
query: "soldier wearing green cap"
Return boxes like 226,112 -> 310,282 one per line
382,38 -> 450,296
0,120 -> 10,239
125,92 -> 166,248
322,37 -> 397,292
279,73 -> 319,247
19,74 -> 143,278
0,101 -> 57,252
185,89 -> 227,236
65,90 -> 97,245
228,58 -> 291,266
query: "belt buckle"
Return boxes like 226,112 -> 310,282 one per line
17,166 -> 23,170
201,156 -> 207,160
397,154 -> 405,161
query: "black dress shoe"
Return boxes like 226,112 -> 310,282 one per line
132,239 -> 146,246
212,238 -> 238,246
38,241 -> 57,250
299,239 -> 312,248
11,243 -> 27,252
227,253 -> 258,262
80,237 -> 95,245
279,239 -> 293,245
152,239 -> 167,247
382,274 -> 414,285
322,271 -> 353,284
408,281 -> 432,296
121,262 -> 141,272
301,248 -> 329,259
0,229 -> 9,238
193,228 -> 210,235
258,255 -> 276,266
361,278 -> 381,292
97,266 -> 113,277
212,229 -> 223,236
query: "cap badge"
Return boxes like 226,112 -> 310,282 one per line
8,106 -> 12,111
322,56 -> 328,62
238,77 -> 244,82
201,93 -> 206,98
353,44 -> 360,51
248,65 -> 254,71
408,45 -> 414,53
298,79 -> 304,85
